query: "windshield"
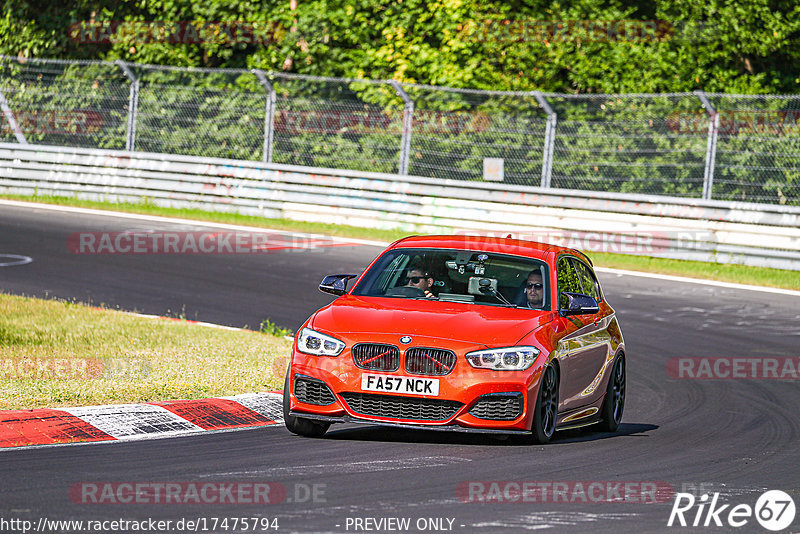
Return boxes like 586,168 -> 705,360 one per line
352,248 -> 549,309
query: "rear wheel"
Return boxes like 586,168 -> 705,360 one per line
530,364 -> 559,444
596,355 -> 625,432
283,372 -> 330,438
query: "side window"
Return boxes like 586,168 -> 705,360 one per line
377,254 -> 409,293
556,256 -> 582,310
573,260 -> 602,302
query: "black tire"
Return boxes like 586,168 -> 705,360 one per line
530,364 -> 559,444
283,372 -> 330,438
596,355 -> 625,432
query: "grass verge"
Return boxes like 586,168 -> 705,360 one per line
0,293 -> 291,410
591,253 -> 800,290
2,194 -> 799,291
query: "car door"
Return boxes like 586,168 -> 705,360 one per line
555,255 -> 614,413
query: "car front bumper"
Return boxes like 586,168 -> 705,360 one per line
288,343 -> 546,432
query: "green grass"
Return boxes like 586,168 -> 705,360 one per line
591,253 -> 800,290
0,293 -> 291,410
3,194 -> 799,290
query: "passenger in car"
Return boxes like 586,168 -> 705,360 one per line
524,270 -> 545,308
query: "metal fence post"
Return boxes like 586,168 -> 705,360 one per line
252,69 -> 276,163
390,81 -> 414,176
533,92 -> 556,188
0,88 -> 27,144
116,60 -> 139,152
695,90 -> 718,200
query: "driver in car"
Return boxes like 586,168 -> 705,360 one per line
405,268 -> 435,298
525,270 -> 545,308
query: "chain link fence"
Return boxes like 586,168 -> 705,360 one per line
1,56 -> 798,205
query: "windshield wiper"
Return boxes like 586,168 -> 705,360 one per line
482,287 -> 516,307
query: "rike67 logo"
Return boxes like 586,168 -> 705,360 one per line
668,490 -> 796,531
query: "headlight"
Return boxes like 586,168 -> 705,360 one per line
297,327 -> 345,356
465,346 -> 540,371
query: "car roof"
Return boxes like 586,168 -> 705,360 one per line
389,235 -> 592,265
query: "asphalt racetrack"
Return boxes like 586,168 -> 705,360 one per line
1,200 -> 799,533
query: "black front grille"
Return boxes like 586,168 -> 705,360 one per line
353,343 -> 400,371
405,347 -> 457,376
469,393 -> 523,420
341,392 -> 463,421
294,377 -> 336,406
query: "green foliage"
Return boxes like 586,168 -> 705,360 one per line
0,11 -> 58,58
1,0 -> 799,205
259,318 -> 293,338
2,0 -> 798,94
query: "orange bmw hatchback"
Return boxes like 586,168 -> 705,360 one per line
284,235 -> 625,443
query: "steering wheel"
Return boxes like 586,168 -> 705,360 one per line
384,286 -> 426,298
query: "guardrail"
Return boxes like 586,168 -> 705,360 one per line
1,142 -> 799,270
3,56 -> 800,206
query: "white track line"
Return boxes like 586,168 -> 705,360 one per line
595,267 -> 800,297
0,254 -> 33,267
0,198 -> 385,247
2,198 -> 797,296
127,312 -> 245,331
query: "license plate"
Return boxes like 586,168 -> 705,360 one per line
361,374 -> 439,396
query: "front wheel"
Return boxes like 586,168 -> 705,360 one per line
283,372 -> 330,438
596,355 -> 625,432
530,364 -> 559,444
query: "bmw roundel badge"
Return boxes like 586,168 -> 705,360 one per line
400,336 -> 412,344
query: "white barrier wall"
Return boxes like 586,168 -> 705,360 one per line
1,142 -> 799,270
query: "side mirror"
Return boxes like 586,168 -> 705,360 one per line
319,274 -> 358,296
559,292 -> 599,316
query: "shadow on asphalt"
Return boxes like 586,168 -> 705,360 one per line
319,422 -> 658,446
552,423 -> 659,444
